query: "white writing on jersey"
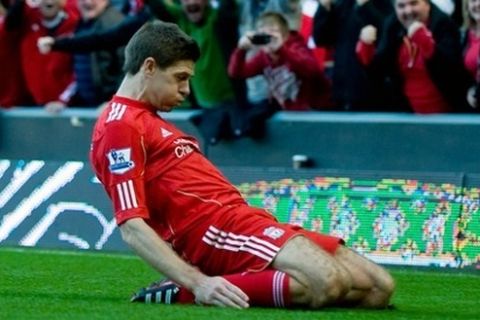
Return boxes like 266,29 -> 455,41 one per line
173,138 -> 200,159
175,144 -> 194,158
106,103 -> 127,123
173,138 -> 199,149
116,180 -> 138,210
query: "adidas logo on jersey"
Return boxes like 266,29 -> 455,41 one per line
161,127 -> 173,138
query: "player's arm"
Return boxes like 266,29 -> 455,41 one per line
95,116 -> 247,308
51,9 -> 151,53
120,217 -> 249,308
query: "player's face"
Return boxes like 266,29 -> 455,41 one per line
395,0 -> 430,28
148,60 -> 194,112
39,0 -> 65,20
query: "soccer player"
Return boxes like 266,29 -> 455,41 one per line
90,21 -> 395,309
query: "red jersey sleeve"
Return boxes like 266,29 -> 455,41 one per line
91,117 -> 149,226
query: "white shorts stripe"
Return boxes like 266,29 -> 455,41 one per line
202,236 -> 274,261
116,183 -> 126,210
204,230 -> 278,257
205,234 -> 277,257
202,225 -> 281,262
208,225 -> 280,251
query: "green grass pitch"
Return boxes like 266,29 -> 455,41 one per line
1,247 -> 479,320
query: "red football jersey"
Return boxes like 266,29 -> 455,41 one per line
90,96 -> 247,243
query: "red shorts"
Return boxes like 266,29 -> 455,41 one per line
177,205 -> 343,276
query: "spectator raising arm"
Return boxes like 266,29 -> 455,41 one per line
38,7 -> 151,54
355,25 -> 377,66
228,32 -> 269,79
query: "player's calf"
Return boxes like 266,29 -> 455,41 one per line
273,236 -> 352,308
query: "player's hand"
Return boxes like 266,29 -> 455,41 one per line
192,276 -> 249,309
45,101 -> 67,114
37,36 -> 55,54
359,25 -> 377,45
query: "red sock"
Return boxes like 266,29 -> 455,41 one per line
176,270 -> 291,308
176,286 -> 195,304
224,270 -> 291,308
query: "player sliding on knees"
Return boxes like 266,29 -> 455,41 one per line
90,20 -> 395,309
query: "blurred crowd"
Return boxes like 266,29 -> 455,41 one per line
1,0 -> 479,143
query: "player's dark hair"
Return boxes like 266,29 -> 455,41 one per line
123,21 -> 200,74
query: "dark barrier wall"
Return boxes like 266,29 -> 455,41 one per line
1,108 -> 480,173
208,113 -> 480,173
0,108 -> 201,161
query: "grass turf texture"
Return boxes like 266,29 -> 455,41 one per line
1,247 -> 479,320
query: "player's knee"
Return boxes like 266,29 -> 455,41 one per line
380,271 -> 395,302
375,266 -> 395,296
368,268 -> 395,308
288,276 -> 314,305
309,270 -> 351,308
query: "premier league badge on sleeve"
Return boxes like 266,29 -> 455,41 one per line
107,148 -> 135,174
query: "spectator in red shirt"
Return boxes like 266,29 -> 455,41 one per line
355,0 -> 469,113
228,11 -> 332,111
5,0 -> 78,113
90,21 -> 394,310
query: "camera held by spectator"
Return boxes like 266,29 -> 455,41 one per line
249,33 -> 272,45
